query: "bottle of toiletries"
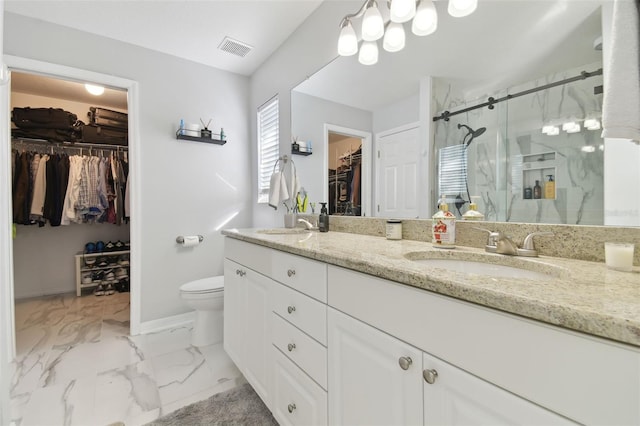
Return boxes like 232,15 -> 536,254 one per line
545,175 -> 555,199
319,202 -> 329,233
533,180 -> 542,199
432,195 -> 456,249
220,128 -> 225,141
524,186 -> 533,199
179,119 -> 185,136
462,196 -> 485,221
386,220 -> 402,240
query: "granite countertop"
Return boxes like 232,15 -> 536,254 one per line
222,228 -> 640,348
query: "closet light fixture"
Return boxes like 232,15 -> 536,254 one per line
338,0 -> 477,65
85,84 -> 105,96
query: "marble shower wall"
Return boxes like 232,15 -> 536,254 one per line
433,62 -> 604,225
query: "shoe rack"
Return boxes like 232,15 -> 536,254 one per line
74,249 -> 130,296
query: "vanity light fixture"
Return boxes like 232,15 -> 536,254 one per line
338,0 -> 476,65
542,125 -> 560,136
584,117 -> 601,130
565,123 -> 581,134
85,83 -> 105,96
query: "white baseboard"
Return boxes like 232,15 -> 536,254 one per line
137,311 -> 195,335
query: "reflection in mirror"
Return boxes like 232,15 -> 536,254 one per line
291,1 -> 635,225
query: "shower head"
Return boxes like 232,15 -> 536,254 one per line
458,123 -> 486,147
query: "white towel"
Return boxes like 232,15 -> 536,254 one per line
288,161 -> 301,204
602,0 -> 640,144
268,171 -> 289,210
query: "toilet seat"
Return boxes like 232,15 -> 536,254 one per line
180,276 -> 224,294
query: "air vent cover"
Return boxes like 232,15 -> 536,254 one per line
218,37 -> 253,58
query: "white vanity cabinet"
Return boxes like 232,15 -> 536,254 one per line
270,250 -> 328,426
224,240 -> 274,407
328,307 -> 423,425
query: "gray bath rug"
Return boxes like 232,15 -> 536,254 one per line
147,383 -> 278,426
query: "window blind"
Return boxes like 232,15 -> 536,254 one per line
257,96 -> 279,203
438,144 -> 467,201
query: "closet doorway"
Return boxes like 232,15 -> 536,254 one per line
0,56 -> 140,361
324,124 -> 371,217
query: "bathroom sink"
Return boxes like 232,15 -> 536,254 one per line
256,228 -> 310,235
404,251 -> 565,281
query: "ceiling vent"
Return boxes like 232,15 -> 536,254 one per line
218,37 -> 253,58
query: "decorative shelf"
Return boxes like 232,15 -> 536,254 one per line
292,150 -> 312,156
176,130 -> 227,145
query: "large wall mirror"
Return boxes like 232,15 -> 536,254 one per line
291,0 -> 638,226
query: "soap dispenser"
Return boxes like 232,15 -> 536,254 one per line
318,202 -> 329,233
432,195 -> 456,249
544,175 -> 555,199
462,196 -> 485,221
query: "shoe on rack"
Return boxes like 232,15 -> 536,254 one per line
91,270 -> 104,282
114,240 -> 125,251
84,242 -> 96,254
97,257 -> 109,267
117,254 -> 129,266
124,240 -> 130,249
82,273 -> 92,284
119,278 -> 130,293
115,268 -> 128,279
105,283 -> 115,295
94,284 -> 105,296
104,241 -> 116,252
104,271 -> 116,281
84,257 -> 96,267
95,241 -> 105,253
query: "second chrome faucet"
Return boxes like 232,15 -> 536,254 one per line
475,228 -> 552,257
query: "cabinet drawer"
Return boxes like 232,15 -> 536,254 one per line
273,282 -> 327,345
272,347 -> 328,426
273,313 -> 327,390
272,250 -> 327,302
225,237 -> 272,276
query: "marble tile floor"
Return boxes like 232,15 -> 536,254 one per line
10,292 -> 244,426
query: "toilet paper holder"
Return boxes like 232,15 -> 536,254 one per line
176,235 -> 204,244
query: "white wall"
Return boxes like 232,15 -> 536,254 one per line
372,94 -> 419,135
291,91 -> 372,204
4,12 -> 252,322
251,1 -> 361,228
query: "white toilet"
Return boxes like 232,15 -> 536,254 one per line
179,276 -> 224,347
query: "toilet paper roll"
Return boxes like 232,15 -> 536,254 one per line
182,236 -> 201,247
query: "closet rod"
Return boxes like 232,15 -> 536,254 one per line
11,137 -> 128,151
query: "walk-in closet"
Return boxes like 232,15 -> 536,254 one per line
10,72 -> 131,303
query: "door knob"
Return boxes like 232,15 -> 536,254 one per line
423,369 -> 438,384
287,269 -> 296,277
398,356 -> 412,370
287,343 -> 296,352
287,305 -> 296,314
288,403 -> 296,413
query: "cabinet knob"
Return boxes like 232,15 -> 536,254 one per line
398,356 -> 413,370
287,343 -> 296,352
423,369 -> 438,384
237,270 -> 246,277
235,269 -> 241,275
287,403 -> 296,413
287,269 -> 296,277
287,305 -> 296,314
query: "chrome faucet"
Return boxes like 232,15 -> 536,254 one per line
474,228 -> 552,257
297,218 -> 318,231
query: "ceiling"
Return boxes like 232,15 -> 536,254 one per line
4,0 -> 324,76
294,0 -> 605,112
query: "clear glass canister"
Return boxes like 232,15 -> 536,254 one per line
386,220 -> 402,240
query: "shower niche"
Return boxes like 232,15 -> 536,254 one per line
521,152 -> 556,200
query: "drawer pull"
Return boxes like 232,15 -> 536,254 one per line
288,403 -> 296,413
398,356 -> 413,370
236,269 -> 246,277
287,343 -> 296,352
287,269 -> 296,277
287,305 -> 296,314
423,369 -> 438,384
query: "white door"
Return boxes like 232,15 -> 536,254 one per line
223,259 -> 246,369
243,268 -> 273,406
423,352 -> 576,425
328,308 -> 423,425
377,125 -> 419,218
